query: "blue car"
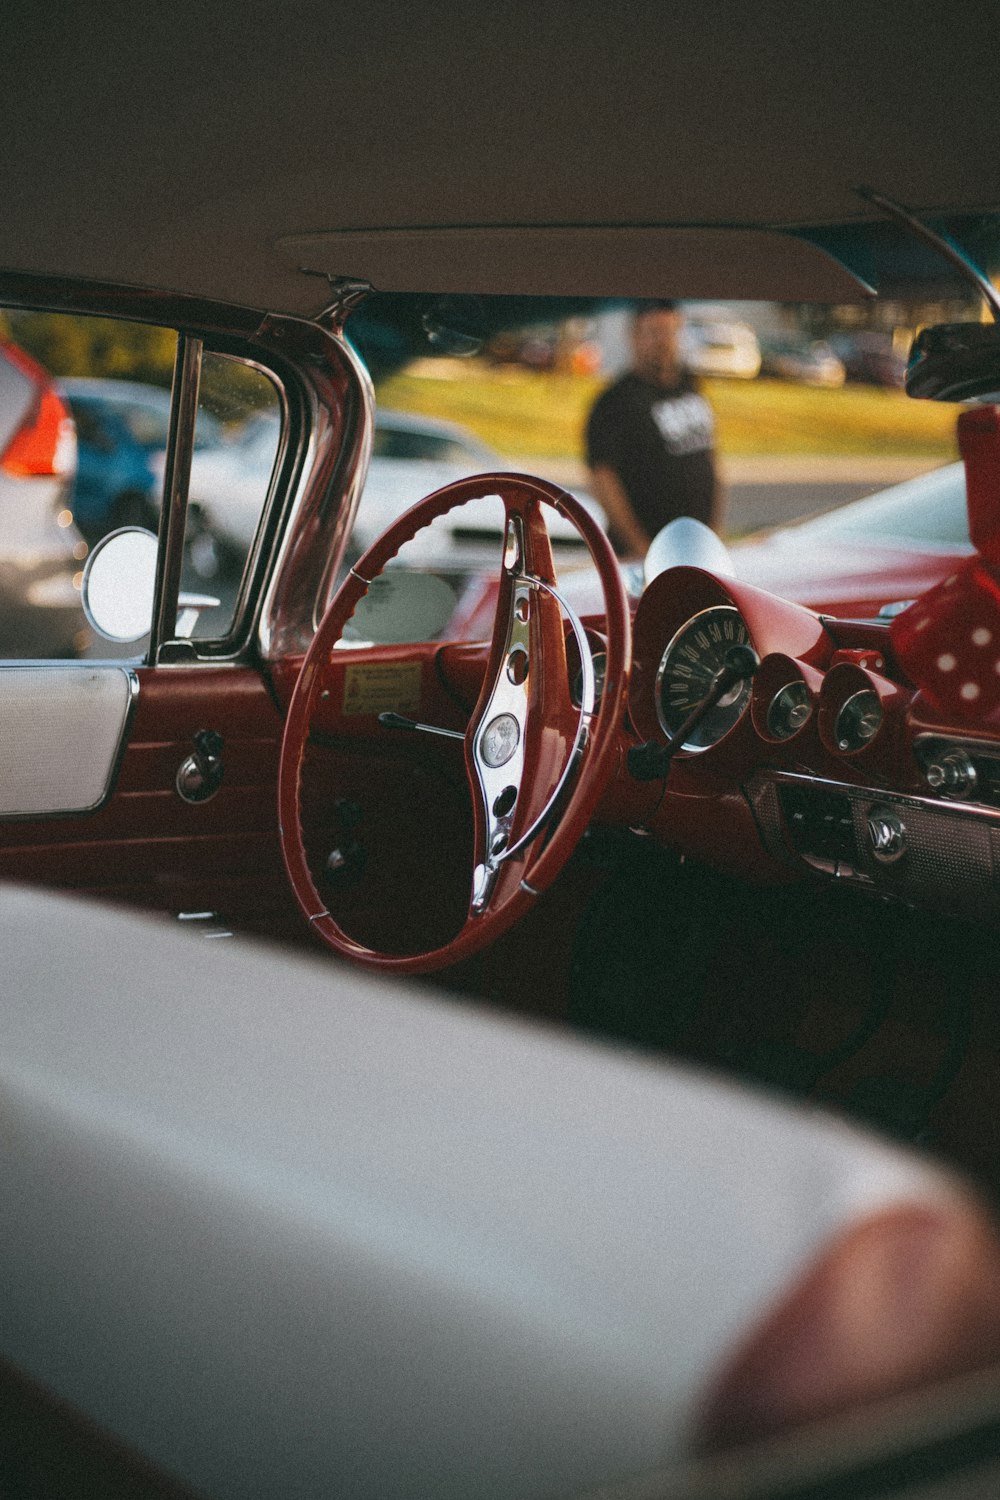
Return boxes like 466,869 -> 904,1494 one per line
61,390 -> 159,544
58,378 -> 225,545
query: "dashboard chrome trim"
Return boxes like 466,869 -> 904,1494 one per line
751,767 -> 1000,827
745,765 -> 1000,923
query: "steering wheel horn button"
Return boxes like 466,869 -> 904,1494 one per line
480,713 -> 521,768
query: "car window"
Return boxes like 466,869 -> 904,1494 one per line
0,312 -> 287,658
180,352 -> 282,638
0,309 -> 177,659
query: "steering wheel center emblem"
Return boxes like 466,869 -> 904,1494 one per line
480,713 -> 520,768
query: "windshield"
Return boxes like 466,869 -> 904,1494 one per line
345,291 -> 970,631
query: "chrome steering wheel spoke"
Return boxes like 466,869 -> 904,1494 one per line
468,512 -> 597,917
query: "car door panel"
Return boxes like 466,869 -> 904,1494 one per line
0,667 -> 302,940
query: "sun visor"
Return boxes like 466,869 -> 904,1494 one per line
276,226 -> 875,305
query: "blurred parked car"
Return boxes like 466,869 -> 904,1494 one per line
758,336 -> 846,387
59,387 -> 159,543
59,377 -> 225,545
828,331 -> 908,387
683,319 -> 762,379
186,407 -> 605,583
0,340 -> 85,656
531,462 -> 971,631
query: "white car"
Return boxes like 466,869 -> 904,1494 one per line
684,319 -> 762,379
187,407 -> 604,580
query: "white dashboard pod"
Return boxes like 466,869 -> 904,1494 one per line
644,516 -> 736,588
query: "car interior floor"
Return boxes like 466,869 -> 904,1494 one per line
429,834 -> 1000,1214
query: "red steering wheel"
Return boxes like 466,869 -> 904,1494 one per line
278,473 -> 630,973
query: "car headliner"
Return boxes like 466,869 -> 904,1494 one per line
3,1 -> 1000,316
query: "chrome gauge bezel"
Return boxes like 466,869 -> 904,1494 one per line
654,604 -> 753,753
833,688 -> 883,752
765,678 -> 813,741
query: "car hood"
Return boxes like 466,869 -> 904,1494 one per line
2,4 -> 999,314
731,530 -> 972,615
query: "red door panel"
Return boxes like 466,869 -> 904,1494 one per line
0,666 -> 302,941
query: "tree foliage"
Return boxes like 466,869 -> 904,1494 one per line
0,311 -> 176,386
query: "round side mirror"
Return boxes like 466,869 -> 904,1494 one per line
81,527 -> 158,642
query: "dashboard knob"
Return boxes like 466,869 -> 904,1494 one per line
867,807 -> 906,863
924,750 -> 977,798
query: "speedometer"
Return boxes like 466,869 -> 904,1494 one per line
655,605 -> 753,751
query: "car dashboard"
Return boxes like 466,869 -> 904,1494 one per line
617,563 -> 1000,928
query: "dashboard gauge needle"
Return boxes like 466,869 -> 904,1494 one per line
629,644 -> 760,781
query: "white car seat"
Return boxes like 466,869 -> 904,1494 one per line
0,885 -> 998,1499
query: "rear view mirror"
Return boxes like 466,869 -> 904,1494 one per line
906,322 -> 1000,402
421,296 -> 486,357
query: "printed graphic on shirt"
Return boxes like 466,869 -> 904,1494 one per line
650,393 -> 715,457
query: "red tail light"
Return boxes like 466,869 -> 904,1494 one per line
0,343 -> 77,478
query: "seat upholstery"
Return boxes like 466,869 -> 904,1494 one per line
0,885 -> 998,1498
699,1198 -> 1000,1451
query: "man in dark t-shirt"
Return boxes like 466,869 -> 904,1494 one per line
585,302 -> 719,557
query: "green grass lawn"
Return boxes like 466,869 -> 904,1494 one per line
376,363 -> 960,462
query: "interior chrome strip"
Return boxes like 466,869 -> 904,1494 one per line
470,568 -> 595,916
756,767 -> 1000,826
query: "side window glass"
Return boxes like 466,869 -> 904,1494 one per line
180,353 -> 282,639
0,307 -> 176,659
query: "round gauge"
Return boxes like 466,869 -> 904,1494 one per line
572,650 -> 606,709
655,606 -> 753,751
766,679 -> 813,741
834,688 -> 882,752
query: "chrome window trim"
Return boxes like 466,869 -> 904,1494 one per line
256,319 -> 374,661
156,349 -> 292,664
310,333 -> 375,634
256,384 -> 322,660
153,343 -> 303,667
151,334 -> 203,662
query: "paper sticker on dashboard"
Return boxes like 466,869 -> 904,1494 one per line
342,662 -> 422,716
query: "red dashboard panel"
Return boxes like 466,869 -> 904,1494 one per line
620,564 -> 1000,923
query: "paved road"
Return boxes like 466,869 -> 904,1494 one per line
717,455 -> 941,537
721,480 -> 875,536
529,453 -> 942,538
